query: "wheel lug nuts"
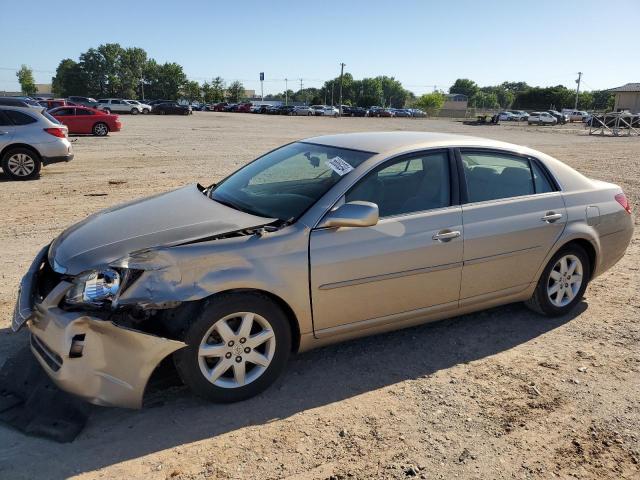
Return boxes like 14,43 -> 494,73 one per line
235,356 -> 242,363
239,337 -> 246,344
244,347 -> 251,353
228,340 -> 234,347
225,352 -> 232,359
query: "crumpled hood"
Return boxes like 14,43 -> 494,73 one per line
49,184 -> 274,274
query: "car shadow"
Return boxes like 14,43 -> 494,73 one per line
0,301 -> 585,477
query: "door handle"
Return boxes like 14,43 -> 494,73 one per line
433,230 -> 461,241
541,212 -> 563,223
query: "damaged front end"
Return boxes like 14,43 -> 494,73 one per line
13,245 -> 187,409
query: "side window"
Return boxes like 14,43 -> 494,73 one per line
346,151 -> 450,218
4,110 -> 37,125
0,111 -> 11,126
531,161 -> 554,193
98,99 -> 107,103
55,108 -> 75,116
461,151 -> 536,202
112,100 -> 121,104
76,109 -> 92,116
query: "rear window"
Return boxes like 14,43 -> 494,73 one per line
5,110 -> 37,125
42,111 -> 62,124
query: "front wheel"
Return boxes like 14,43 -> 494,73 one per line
525,245 -> 590,316
142,108 -> 150,114
175,293 -> 291,403
131,108 -> 139,115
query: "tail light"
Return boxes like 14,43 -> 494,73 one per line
44,127 -> 67,138
615,193 -> 631,214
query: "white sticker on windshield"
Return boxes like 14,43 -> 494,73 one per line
325,156 -> 354,176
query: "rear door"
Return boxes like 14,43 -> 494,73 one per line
52,107 -> 77,132
458,149 -> 566,301
74,108 -> 94,134
0,110 -> 16,149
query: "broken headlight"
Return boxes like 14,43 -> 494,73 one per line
65,268 -> 121,307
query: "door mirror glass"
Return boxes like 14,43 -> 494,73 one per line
318,201 -> 379,229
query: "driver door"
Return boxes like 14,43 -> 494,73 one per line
309,150 -> 463,335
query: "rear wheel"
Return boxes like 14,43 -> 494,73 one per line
92,122 -> 109,136
142,108 -> 150,114
1,147 -> 41,180
175,292 -> 291,403
131,108 -> 139,115
525,245 -> 590,316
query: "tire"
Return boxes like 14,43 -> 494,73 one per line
142,108 -> 150,114
92,122 -> 109,136
1,147 -> 41,180
174,292 -> 292,403
525,244 -> 590,316
528,122 -> 533,125
131,108 -> 139,115
103,108 -> 111,114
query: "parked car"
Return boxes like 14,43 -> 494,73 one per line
528,112 -> 558,125
368,106 -> 383,117
38,99 -> 67,110
236,103 -> 253,113
126,100 -> 152,114
153,102 -> 192,115
278,105 -> 296,115
314,106 -> 339,117
561,109 -> 589,122
147,99 -> 172,107
14,131 -> 633,408
211,102 -> 228,112
97,98 -> 144,115
223,104 -> 238,112
547,110 -> 569,124
292,106 -> 314,116
498,111 -> 516,121
378,108 -> 395,117
0,96 -> 43,110
508,110 -> 529,121
0,106 -> 73,180
408,109 -> 425,118
266,105 -> 281,114
67,96 -> 103,109
49,106 -> 122,136
393,109 -> 413,117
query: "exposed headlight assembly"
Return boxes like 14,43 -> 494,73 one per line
66,268 -> 121,307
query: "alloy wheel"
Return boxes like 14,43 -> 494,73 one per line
7,153 -> 35,177
198,312 -> 276,388
547,254 -> 583,307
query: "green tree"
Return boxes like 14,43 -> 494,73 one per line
182,80 -> 202,102
473,91 -> 499,109
449,78 -> 478,100
415,92 -> 445,116
119,47 -> 147,98
16,65 -> 37,96
52,59 -> 87,97
227,80 -> 245,102
210,77 -> 226,102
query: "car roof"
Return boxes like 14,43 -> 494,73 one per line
303,131 -> 527,155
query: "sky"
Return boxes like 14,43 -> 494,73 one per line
1,0 -> 638,95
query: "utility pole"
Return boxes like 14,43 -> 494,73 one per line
338,62 -> 345,116
299,78 -> 304,104
140,77 -> 145,100
574,72 -> 582,110
260,72 -> 264,102
285,78 -> 288,105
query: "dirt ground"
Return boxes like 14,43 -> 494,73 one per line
0,113 -> 638,480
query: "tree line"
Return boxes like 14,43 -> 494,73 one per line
14,43 -> 615,114
449,78 -> 614,112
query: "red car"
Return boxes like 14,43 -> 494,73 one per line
49,106 -> 122,136
236,103 -> 253,113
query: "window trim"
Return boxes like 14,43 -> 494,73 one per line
456,147 -> 560,205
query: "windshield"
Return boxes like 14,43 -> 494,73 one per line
210,142 -> 374,221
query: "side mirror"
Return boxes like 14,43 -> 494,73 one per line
317,201 -> 379,229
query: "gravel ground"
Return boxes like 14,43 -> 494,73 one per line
0,113 -> 638,480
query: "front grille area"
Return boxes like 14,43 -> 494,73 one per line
30,334 -> 63,372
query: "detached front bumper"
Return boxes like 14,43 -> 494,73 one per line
13,249 -> 185,409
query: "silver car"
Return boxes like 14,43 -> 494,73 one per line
14,132 -> 633,408
1,106 -> 74,180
